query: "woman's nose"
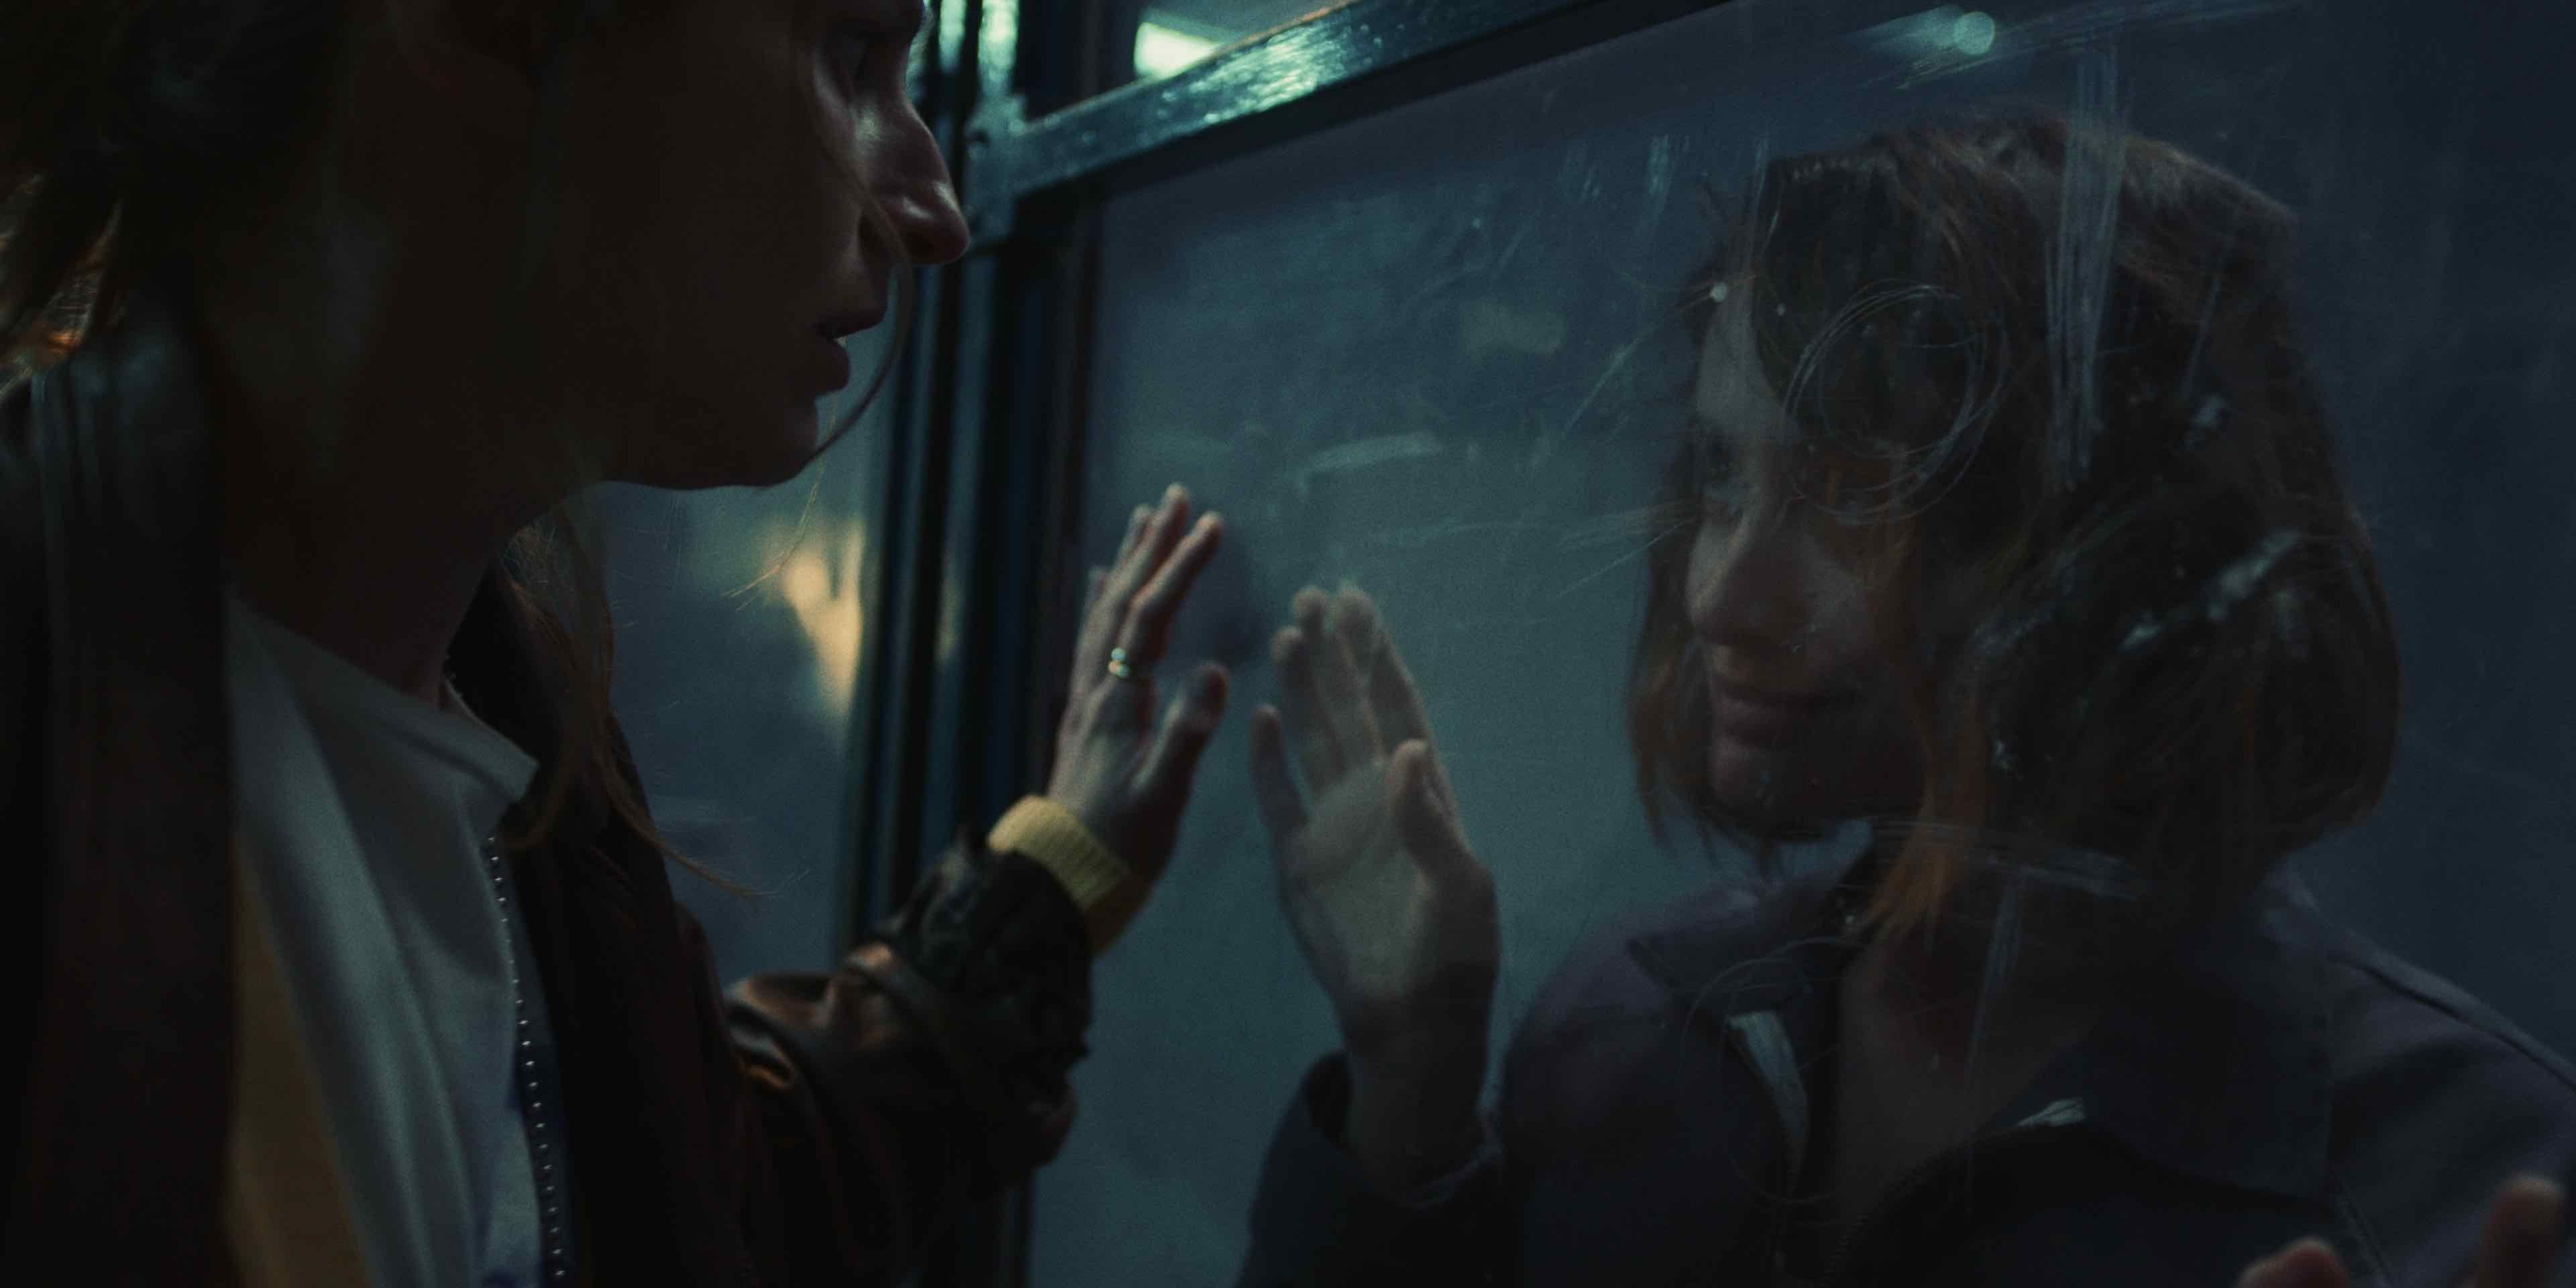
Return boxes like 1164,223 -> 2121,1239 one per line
1686,506 -> 1808,650
874,107 -> 971,266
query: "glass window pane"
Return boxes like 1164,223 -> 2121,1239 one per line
1043,0 -> 2576,1280
600,341 -> 897,983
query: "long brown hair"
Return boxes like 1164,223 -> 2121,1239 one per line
1628,115 -> 2402,940
3,0 -> 908,879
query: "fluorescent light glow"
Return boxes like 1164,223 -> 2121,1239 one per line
1134,21 -> 1218,78
1858,7 -> 2004,61
1951,10 -> 1998,56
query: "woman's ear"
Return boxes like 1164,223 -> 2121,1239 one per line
367,0 -> 562,143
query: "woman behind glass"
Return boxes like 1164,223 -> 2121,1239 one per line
1237,115 -> 2576,1285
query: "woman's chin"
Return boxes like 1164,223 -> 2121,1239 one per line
596,387 -> 826,490
739,404 -> 824,484
1705,737 -> 1848,834
1702,698 -> 1922,837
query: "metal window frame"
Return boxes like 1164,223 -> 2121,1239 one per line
844,1 -> 1729,1282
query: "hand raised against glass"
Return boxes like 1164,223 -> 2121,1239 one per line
1248,586 -> 1499,1068
1044,485 -> 1231,890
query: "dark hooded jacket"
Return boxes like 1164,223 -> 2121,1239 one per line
1243,856 -> 2576,1286
1,293 -> 1091,1285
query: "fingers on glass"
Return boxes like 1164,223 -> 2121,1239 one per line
1118,502 -> 1152,561
1116,512 -> 1222,668
1070,566 -> 1114,702
1077,508 -> 1153,683
1303,588 -> 1381,771
1080,565 -> 1109,623
1136,484 -> 1193,580
1273,624 -> 1343,790
1099,496 -> 1173,625
1248,704 -> 1307,841
1386,741 -> 1457,871
1333,588 -> 1432,751
1082,488 -> 1205,690
1139,662 -> 1230,801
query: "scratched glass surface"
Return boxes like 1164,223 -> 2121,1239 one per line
594,335 -> 897,985
1033,0 -> 2576,1279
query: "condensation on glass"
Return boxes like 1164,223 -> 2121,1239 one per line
1038,0 -> 2576,1280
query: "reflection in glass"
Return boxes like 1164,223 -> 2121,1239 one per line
1036,0 -> 2576,1281
774,521 -> 869,724
1228,111 -> 2570,1285
600,360 -> 895,984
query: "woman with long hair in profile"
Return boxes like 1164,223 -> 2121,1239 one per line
1234,115 -> 2575,1285
2,1 -> 1238,1283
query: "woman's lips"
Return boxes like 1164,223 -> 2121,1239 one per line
807,332 -> 854,392
1709,672 -> 1855,745
817,309 -> 883,340
804,311 -> 881,394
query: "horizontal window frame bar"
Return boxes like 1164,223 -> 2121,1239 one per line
965,0 -> 1725,239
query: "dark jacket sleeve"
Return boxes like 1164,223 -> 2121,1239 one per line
720,838 -> 1093,1283
0,378 -> 39,865
1238,1053 -> 1513,1287
0,380 -> 41,1187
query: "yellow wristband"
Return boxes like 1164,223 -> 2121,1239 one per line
987,797 -> 1145,953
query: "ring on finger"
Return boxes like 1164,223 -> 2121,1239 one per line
1106,647 -> 1140,682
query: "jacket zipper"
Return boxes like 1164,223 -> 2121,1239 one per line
1813,1122 -> 2074,1287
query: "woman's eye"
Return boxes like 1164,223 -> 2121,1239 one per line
1694,438 -> 1745,519
1698,470 -> 1747,523
1700,478 -> 1748,524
